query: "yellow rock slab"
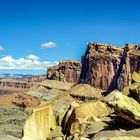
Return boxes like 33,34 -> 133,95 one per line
22,103 -> 56,140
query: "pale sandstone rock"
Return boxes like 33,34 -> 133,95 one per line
132,71 -> 140,83
107,91 -> 140,125
123,82 -> 140,103
22,103 -> 56,140
62,101 -> 110,136
66,84 -> 103,101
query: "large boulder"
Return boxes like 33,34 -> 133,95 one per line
123,82 -> 140,103
107,91 -> 140,125
127,83 -> 140,103
132,71 -> 140,83
22,103 -> 56,140
66,84 -> 103,101
27,79 -> 74,101
62,101 -> 110,136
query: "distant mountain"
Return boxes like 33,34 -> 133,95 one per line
0,73 -> 32,79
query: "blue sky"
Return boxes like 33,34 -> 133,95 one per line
0,0 -> 140,74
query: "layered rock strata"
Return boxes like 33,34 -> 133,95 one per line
80,42 -> 140,91
47,60 -> 82,83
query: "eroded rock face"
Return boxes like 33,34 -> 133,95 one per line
22,103 -> 56,140
80,42 -> 140,91
62,101 -> 110,136
47,60 -> 82,83
66,84 -> 103,101
106,91 -> 140,125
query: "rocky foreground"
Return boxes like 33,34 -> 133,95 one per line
1,42 -> 140,140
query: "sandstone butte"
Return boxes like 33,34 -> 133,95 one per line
47,60 -> 82,83
47,42 -> 140,92
22,103 -> 56,140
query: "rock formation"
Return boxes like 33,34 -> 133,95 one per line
80,42 -> 140,91
47,60 -> 82,83
47,42 -> 140,91
62,101 -> 110,136
66,84 -> 103,101
27,79 -> 74,101
22,103 -> 56,140
0,79 -> 32,91
27,75 -> 47,82
106,90 -> 140,125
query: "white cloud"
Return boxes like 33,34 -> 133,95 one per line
0,46 -> 4,51
41,41 -> 56,49
27,54 -> 39,60
0,55 -> 58,70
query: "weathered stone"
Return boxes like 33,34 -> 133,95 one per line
66,84 -> 103,101
107,91 -> 140,125
47,60 -> 82,83
47,126 -> 64,140
128,83 -> 140,103
22,103 -> 56,140
80,42 -> 140,91
91,128 -> 140,140
62,101 -> 110,136
132,71 -> 140,83
27,79 -> 74,101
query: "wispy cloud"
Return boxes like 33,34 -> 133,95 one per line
26,54 -> 39,60
41,41 -> 56,49
0,54 -> 58,70
0,46 -> 4,51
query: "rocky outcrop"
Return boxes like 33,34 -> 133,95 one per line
132,71 -> 140,83
129,85 -> 140,103
66,84 -> 103,101
0,79 -> 32,91
27,75 -> 47,82
27,79 -> 74,101
0,75 -> 47,92
47,60 -> 82,83
80,42 -> 140,91
47,42 -> 140,91
62,101 -> 110,136
22,103 -> 56,140
106,91 -> 140,125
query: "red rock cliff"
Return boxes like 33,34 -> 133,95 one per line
80,42 -> 140,91
47,60 -> 82,83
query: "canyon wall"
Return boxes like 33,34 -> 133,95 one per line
80,42 -> 140,91
0,75 -> 47,91
27,75 -> 47,82
47,42 -> 140,91
47,60 -> 82,83
0,79 -> 32,91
